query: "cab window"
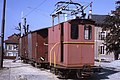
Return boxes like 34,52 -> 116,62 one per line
84,25 -> 92,40
71,24 -> 79,39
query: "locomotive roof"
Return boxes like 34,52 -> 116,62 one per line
33,19 -> 95,32
21,18 -> 95,38
31,27 -> 49,33
50,18 -> 95,28
68,18 -> 95,25
20,27 -> 48,37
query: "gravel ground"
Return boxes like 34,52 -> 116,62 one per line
0,59 -> 59,80
0,59 -> 120,80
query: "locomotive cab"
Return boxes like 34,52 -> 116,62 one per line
48,18 -> 101,78
64,19 -> 95,68
48,18 -> 95,67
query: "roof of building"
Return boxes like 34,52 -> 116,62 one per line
91,14 -> 108,26
4,34 -> 20,44
4,40 -> 18,44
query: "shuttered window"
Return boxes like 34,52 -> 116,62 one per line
71,24 -> 79,39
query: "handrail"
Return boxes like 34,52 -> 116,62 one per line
54,51 -> 56,67
50,42 -> 59,66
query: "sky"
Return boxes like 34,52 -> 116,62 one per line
0,0 -> 116,39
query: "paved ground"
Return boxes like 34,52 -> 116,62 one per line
0,59 -> 120,80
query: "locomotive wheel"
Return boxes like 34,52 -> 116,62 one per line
58,70 -> 69,79
76,70 -> 82,78
50,67 -> 55,74
76,70 -> 92,78
58,72 -> 66,78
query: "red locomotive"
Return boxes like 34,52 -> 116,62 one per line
48,19 -> 100,78
19,1 -> 101,78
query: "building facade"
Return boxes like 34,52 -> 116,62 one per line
92,15 -> 114,61
4,34 -> 20,59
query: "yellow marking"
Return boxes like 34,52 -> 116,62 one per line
63,42 -> 94,44
50,42 -> 59,66
54,51 -> 56,67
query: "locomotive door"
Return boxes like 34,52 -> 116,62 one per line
68,23 -> 82,65
60,23 -> 64,62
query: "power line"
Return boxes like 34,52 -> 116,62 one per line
23,0 -> 47,18
27,7 -> 50,18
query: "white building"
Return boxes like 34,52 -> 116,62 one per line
92,15 -> 114,61
4,34 -> 20,59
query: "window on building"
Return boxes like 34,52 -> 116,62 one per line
99,31 -> 106,40
84,25 -> 92,40
8,53 -> 13,56
13,52 -> 17,56
8,45 -> 12,50
71,24 -> 79,39
100,46 -> 105,54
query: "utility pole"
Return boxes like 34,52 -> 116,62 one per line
0,0 -> 6,68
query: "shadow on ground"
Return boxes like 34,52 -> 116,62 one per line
92,67 -> 119,80
58,67 -> 120,80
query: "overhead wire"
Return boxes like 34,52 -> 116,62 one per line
23,0 -> 47,18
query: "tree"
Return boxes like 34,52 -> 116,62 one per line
103,1 -> 120,60
15,18 -> 29,36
